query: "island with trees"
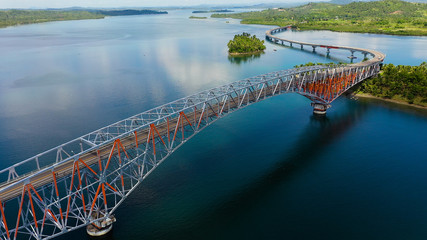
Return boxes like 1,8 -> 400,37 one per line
189,16 -> 207,19
0,9 -> 167,28
95,9 -> 167,16
192,10 -> 234,14
212,0 -> 427,36
228,32 -> 266,55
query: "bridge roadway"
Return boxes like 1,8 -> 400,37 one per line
0,26 -> 385,239
0,78 -> 290,202
266,26 -> 386,66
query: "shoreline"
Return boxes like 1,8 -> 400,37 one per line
0,17 -> 105,29
235,21 -> 427,37
354,93 -> 427,110
0,10 -> 167,29
228,50 -> 264,56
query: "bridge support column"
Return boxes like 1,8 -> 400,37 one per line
326,48 -> 330,56
86,213 -> 116,237
300,44 -> 304,50
349,50 -> 356,63
311,103 -> 330,115
290,42 -> 293,47
312,46 -> 316,52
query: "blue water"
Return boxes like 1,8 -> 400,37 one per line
0,10 -> 426,240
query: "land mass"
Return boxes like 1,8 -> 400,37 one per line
228,32 -> 266,55
189,16 -> 207,19
192,9 -> 234,13
0,9 -> 167,28
212,0 -> 427,36
356,62 -> 427,107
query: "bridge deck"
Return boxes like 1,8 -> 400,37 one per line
266,26 -> 386,67
0,79 -> 289,202
0,25 -> 385,240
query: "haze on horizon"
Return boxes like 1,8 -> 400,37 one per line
1,0 -> 326,9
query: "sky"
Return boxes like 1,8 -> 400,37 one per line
0,0 -> 324,9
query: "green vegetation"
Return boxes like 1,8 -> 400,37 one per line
192,10 -> 234,13
357,63 -> 427,107
227,32 -> 266,55
96,9 -> 167,16
228,53 -> 263,65
189,16 -> 207,19
0,9 -> 167,28
0,10 -> 103,28
212,0 -> 427,36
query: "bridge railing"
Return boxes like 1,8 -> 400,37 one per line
0,31 -> 384,239
0,65 -> 330,192
2,65 -> 345,239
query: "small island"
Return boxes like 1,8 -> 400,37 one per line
192,9 -> 234,14
96,9 -> 167,16
189,16 -> 207,19
228,32 -> 266,55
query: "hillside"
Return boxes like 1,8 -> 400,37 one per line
212,0 -> 427,36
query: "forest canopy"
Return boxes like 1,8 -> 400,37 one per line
357,63 -> 427,107
228,32 -> 266,54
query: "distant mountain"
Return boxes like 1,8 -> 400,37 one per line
329,0 -> 426,4
249,2 -> 312,8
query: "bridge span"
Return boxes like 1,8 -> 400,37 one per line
0,26 -> 384,239
266,25 -> 386,66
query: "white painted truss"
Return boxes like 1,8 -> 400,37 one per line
0,27 -> 384,240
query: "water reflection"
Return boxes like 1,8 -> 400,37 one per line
153,101 -> 368,238
154,39 -> 231,94
228,52 -> 264,65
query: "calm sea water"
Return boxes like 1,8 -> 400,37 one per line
0,10 -> 426,240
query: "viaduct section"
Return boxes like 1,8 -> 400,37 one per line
0,26 -> 384,239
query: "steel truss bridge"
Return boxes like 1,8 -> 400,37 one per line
0,26 -> 384,239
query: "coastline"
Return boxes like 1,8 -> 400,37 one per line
0,10 -> 167,29
354,93 -> 427,110
228,50 -> 264,56
234,20 -> 427,37
0,17 -> 105,29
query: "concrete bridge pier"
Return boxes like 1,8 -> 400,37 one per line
349,50 -> 356,63
311,103 -> 330,115
290,42 -> 293,47
326,48 -> 331,56
363,52 -> 368,60
300,44 -> 304,50
312,46 -> 317,52
86,213 -> 116,237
